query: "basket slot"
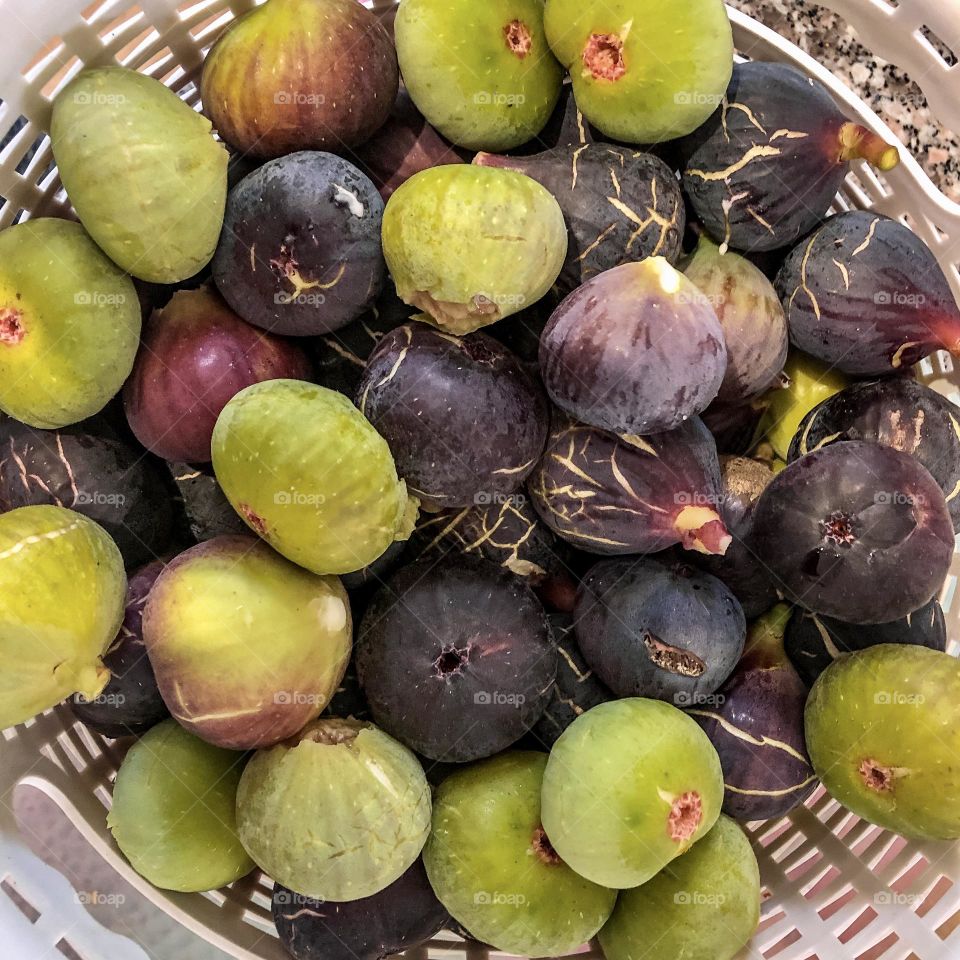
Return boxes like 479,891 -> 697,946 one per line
916,25 -> 959,69
0,877 -> 42,924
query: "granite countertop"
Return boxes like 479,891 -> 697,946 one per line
731,0 -> 960,203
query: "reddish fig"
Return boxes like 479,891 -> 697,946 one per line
682,62 -> 900,252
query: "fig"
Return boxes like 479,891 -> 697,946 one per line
775,212 -> 960,373
682,234 -> 788,402
381,165 -> 567,334
789,378 -> 960,530
322,659 -> 372,723
124,286 -> 310,462
760,350 -> 849,459
0,219 -> 141,429
356,322 -> 548,508
213,152 -> 386,336
543,0 -> 733,143
751,441 -> 954,623
424,752 -> 616,955
475,144 -> 684,294
0,505 -> 126,730
143,536 -> 351,750
533,613 -> 612,747
167,463 -> 247,543
396,0 -> 562,152
598,816 -> 760,960
272,857 -> 448,960
107,719 -> 253,891
356,558 -> 557,762
354,88 -> 463,201
71,560 -> 169,739
0,422 -> 174,568
211,380 -> 418,576
806,645 -> 960,839
236,717 -> 432,901
201,0 -> 399,159
701,400 -> 765,456
52,69 -> 228,283
681,62 -> 900,253
575,557 -> 745,705
541,698 -> 724,888
690,606 -> 817,821
785,599 -> 946,688
540,258 -> 727,434
718,455 -> 775,529
528,415 -> 732,557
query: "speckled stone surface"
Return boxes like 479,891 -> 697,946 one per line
730,0 -> 960,202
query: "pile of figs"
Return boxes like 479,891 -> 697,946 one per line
2,0 -> 960,958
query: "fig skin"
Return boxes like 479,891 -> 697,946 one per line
540,258 -> 727,435
575,557 -> 746,705
690,605 -> 817,821
71,560 -> 169,739
124,287 -> 310,463
541,698 -> 724,889
235,717 -> 432,901
211,380 -> 418,576
166,462 -> 247,543
213,152 -> 386,336
0,506 -> 126,731
681,62 -> 900,253
143,536 -> 352,750
750,441 -> 955,624
272,857 -> 448,960
356,322 -> 549,508
107,719 -> 253,892
52,69 -> 228,283
0,219 -> 141,429
423,752 -> 616,956
544,0 -> 734,143
353,88 -> 463,201
0,422 -> 174,568
474,143 -> 684,294
775,212 -> 960,374
396,0 -> 563,152
682,233 -> 788,402
201,0 -> 399,159
789,377 -> 960,529
381,164 -> 568,334
356,558 -> 557,762
598,816 -> 760,960
784,599 -> 946,688
529,415 -> 732,557
805,645 -> 960,839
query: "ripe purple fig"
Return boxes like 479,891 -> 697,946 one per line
751,441 -> 954,623
124,287 -> 310,462
690,605 -> 816,821
682,62 -> 899,252
528,415 -> 732,557
775,212 -> 960,374
540,259 -> 727,435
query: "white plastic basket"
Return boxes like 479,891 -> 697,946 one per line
1,1 -> 960,959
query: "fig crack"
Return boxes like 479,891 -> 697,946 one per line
0,307 -> 24,345
581,33 -> 626,82
531,825 -> 562,866
643,633 -> 706,677
503,20 -> 532,58
667,791 -> 703,842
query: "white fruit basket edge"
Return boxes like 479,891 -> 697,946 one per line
2,1 -> 960,959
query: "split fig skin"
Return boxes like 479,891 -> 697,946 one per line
143,536 -> 352,750
201,0 -> 399,158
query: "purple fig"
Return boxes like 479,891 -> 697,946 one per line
474,144 -> 684,294
166,462 -> 247,543
528,415 -> 732,557
356,322 -> 548,509
691,605 -> 817,821
775,212 -> 960,374
539,259 -> 727,435
123,287 -> 310,462
682,62 -> 900,252
702,399 -> 767,456
750,441 -> 954,623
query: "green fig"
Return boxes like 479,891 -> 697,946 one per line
0,218 -> 140,428
52,68 -> 229,283
0,505 -> 126,730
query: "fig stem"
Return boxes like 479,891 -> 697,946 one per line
838,123 -> 900,172
740,604 -> 793,671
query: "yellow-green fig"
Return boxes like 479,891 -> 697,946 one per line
0,505 -> 126,730
52,68 -> 228,283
